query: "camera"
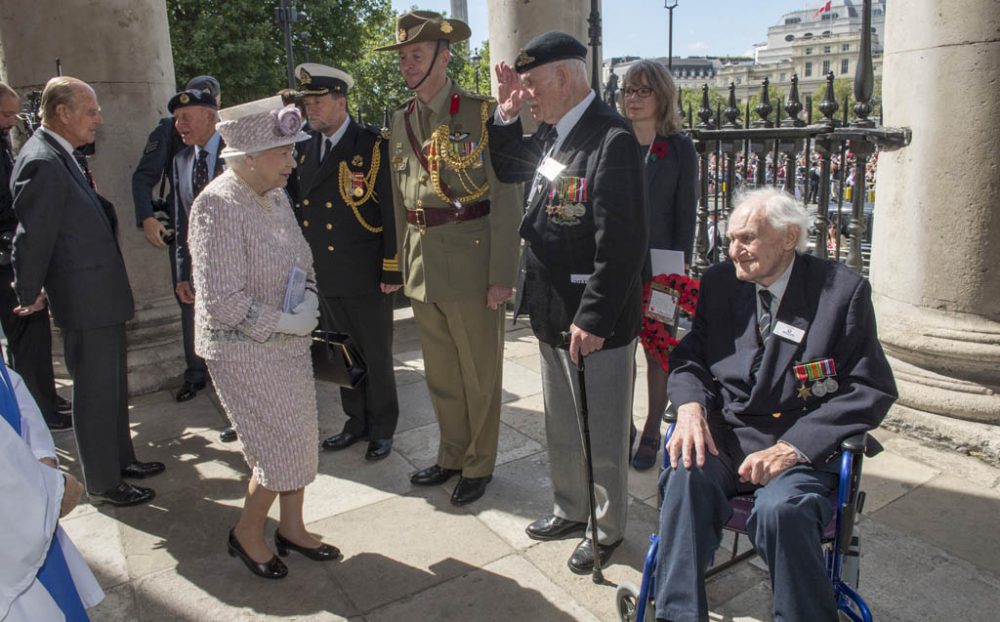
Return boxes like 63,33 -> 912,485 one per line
151,198 -> 175,244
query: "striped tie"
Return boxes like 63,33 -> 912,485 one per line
758,289 -> 773,343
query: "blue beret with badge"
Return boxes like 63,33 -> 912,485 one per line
168,88 -> 218,113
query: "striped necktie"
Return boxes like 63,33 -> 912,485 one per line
758,289 -> 773,343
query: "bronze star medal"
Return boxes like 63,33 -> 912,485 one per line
797,384 -> 812,399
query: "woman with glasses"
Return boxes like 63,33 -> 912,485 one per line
620,60 -> 699,470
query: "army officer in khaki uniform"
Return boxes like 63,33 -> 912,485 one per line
290,64 -> 402,462
375,10 -> 521,505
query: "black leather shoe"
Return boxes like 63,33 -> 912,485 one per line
56,396 -> 73,415
410,464 -> 461,486
228,529 -> 287,579
219,427 -> 238,443
525,515 -> 587,541
120,461 -> 166,479
274,530 -> 341,562
175,381 -> 206,403
46,413 -> 73,431
450,474 -> 492,506
365,439 -> 393,461
567,538 -> 622,574
89,482 -> 156,507
321,430 -> 366,451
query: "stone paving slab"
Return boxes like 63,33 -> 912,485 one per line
39,310 -> 1000,621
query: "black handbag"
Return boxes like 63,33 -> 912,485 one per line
311,296 -> 367,388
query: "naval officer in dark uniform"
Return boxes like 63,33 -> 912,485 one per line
290,63 -> 402,461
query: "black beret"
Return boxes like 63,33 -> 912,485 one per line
168,89 -> 218,113
515,32 -> 588,73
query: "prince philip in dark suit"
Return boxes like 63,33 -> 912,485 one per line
655,188 -> 897,621
490,32 -> 648,574
10,77 -> 163,506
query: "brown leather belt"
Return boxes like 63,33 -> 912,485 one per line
406,201 -> 490,231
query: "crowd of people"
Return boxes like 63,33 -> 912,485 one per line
1,8 -> 896,622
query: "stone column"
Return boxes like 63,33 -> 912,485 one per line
487,0 -> 601,106
871,0 -> 1000,458
0,0 -> 184,394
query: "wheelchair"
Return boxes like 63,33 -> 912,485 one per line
616,412 -> 874,622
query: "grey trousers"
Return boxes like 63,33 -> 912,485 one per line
654,445 -> 839,622
538,339 -> 635,545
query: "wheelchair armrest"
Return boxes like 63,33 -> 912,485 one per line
662,411 -> 677,424
840,433 -> 868,455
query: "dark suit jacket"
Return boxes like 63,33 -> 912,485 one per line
131,116 -> 184,227
667,253 -> 897,465
0,132 -> 15,234
643,132 -> 698,274
289,121 -> 401,297
10,130 -> 134,329
172,136 -> 225,283
489,96 -> 647,348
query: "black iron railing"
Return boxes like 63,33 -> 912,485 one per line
683,0 -> 910,278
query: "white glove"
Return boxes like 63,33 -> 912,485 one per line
293,289 -> 319,317
275,307 -> 319,336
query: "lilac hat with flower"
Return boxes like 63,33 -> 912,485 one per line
216,96 -> 310,158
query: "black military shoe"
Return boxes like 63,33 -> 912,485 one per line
176,381 -> 206,403
567,538 -> 622,574
525,515 -> 587,541
450,475 -> 492,505
409,464 -> 461,486
46,413 -> 73,431
321,430 -> 366,451
89,482 -> 156,507
56,396 -> 73,415
219,427 -> 238,443
365,439 -> 393,461
120,461 -> 166,479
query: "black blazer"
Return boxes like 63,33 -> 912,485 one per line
289,121 -> 401,297
667,253 -> 897,465
489,97 -> 648,348
10,130 -> 134,329
643,132 -> 698,273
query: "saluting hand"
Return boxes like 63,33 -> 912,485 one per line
494,61 -> 524,122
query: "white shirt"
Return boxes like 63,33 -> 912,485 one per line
321,115 -> 351,159
548,90 -> 596,154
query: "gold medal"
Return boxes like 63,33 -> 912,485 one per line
353,186 -> 364,198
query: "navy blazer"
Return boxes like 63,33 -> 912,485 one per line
643,132 -> 698,273
172,137 -> 225,283
10,130 -> 134,329
489,97 -> 648,348
667,253 -> 897,465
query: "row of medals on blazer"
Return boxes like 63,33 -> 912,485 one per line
300,139 -> 385,253
392,98 -> 491,233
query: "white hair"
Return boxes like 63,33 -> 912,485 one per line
732,188 -> 811,252
556,58 -> 589,86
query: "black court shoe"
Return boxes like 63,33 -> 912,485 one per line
274,530 -> 341,562
227,529 -> 287,579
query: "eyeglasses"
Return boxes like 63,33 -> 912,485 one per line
623,87 -> 654,99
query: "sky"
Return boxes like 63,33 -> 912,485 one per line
390,1 -> 826,59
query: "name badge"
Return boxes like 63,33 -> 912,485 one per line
773,321 -> 805,343
570,273 -> 591,284
538,156 -> 566,181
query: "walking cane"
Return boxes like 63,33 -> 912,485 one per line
562,332 -> 604,584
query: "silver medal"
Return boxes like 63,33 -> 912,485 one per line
825,377 -> 839,393
811,380 -> 828,397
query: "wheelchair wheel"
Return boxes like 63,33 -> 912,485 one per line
615,582 -> 654,622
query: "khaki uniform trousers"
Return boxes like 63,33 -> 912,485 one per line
411,298 -> 505,478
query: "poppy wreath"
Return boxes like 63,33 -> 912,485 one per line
640,273 -> 700,373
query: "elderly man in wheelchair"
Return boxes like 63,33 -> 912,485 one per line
646,188 -> 897,622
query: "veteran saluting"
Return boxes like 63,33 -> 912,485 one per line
290,64 -> 402,462
375,10 -> 521,505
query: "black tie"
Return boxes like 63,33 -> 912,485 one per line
73,150 -> 96,191
542,126 -> 558,156
321,137 -> 333,162
750,289 -> 773,381
192,149 -> 210,197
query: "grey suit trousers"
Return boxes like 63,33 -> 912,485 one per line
63,323 -> 136,492
538,340 -> 635,545
654,445 -> 839,622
